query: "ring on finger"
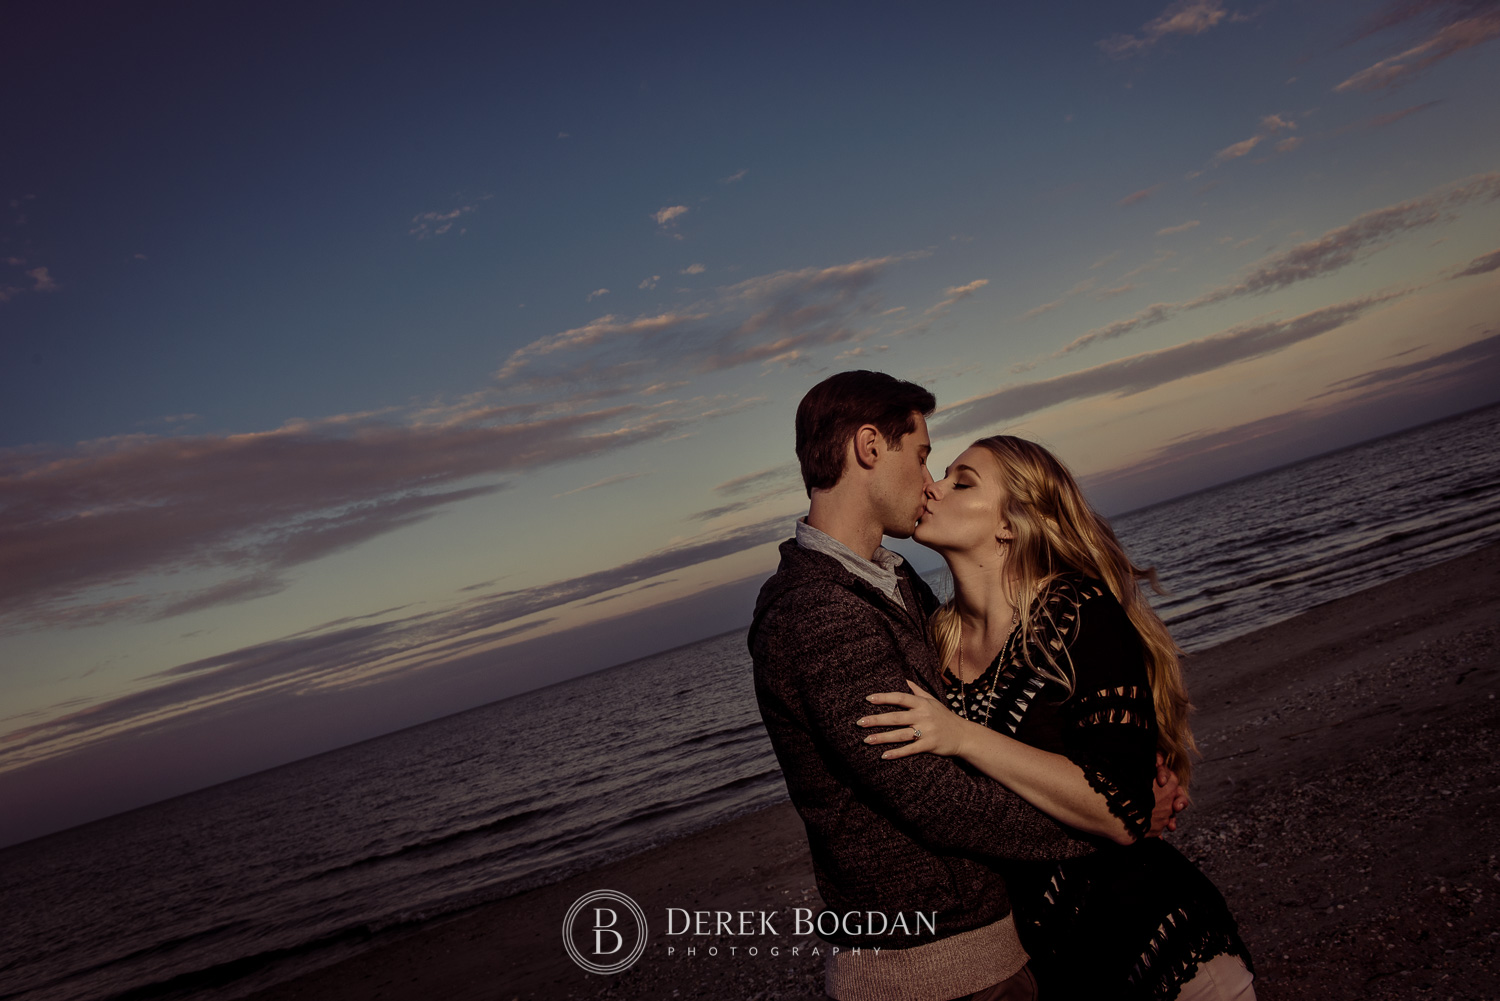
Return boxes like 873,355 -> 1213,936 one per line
910,727 -> 922,740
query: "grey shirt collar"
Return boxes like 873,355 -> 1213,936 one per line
795,518 -> 906,609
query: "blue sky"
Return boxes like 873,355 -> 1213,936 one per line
3,0 -> 1499,844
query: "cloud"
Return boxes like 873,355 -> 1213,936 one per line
1365,99 -> 1444,128
1020,278 -> 1095,321
0,512 -> 797,771
1099,0 -> 1233,56
1214,136 -> 1262,163
654,205 -> 689,226
721,169 -> 749,184
690,490 -> 799,521
926,278 -> 990,317
557,132 -> 570,139
1157,220 -> 1201,236
1451,247 -> 1500,277
681,263 -> 706,275
496,254 -> 926,391
25,267 -> 58,292
1210,113 -> 1299,166
551,472 -> 645,499
495,312 -> 710,382
935,290 -> 1412,437
715,464 -> 799,496
0,398 -> 746,630
410,198 -> 488,239
696,464 -> 805,517
1336,6 -> 1500,91
1317,328 -> 1500,397
1098,283 -> 1139,298
1056,171 -> 1500,357
1117,186 -> 1163,207
638,275 -> 661,290
586,288 -> 611,302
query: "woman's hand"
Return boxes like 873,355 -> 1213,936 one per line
858,681 -> 975,759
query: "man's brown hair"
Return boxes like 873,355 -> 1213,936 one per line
794,370 -> 936,495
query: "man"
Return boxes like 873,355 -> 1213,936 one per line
749,370 -> 1182,1001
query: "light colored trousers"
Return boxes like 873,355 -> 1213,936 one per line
1174,952 -> 1256,1001
956,951 -> 1254,1001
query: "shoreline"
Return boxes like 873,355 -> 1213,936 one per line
245,542 -> 1500,1000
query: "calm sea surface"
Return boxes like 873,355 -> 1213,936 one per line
2,404 -> 1498,1001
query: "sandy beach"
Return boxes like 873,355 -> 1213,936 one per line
245,542 -> 1500,1001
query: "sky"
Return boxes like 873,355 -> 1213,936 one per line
3,0 -> 1499,846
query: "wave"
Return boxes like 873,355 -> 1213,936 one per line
303,805 -> 552,882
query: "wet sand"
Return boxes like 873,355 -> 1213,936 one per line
245,543 -> 1500,1001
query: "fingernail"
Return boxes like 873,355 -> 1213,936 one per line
856,718 -> 867,726
863,736 -> 874,744
880,752 -> 890,759
865,695 -> 875,701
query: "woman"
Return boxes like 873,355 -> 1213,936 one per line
856,435 -> 1254,1001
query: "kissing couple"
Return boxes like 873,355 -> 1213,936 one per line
749,371 -> 1254,1001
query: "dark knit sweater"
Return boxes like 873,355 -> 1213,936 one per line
956,573 -> 1253,1001
749,539 -> 1095,950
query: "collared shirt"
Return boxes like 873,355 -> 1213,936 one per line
795,518 -> 906,610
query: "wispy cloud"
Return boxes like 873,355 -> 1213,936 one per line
1317,328 -> 1500,397
1450,247 -> 1500,278
0,398 -> 744,630
496,254 -> 926,391
551,472 -> 646,498
1337,5 -> 1500,91
1099,0 -> 1235,56
1020,278 -> 1095,321
1157,220 -> 1201,236
721,169 -> 749,184
409,198 -> 488,239
26,267 -> 58,292
681,263 -> 706,275
1212,113 -> 1298,165
935,290 -> 1412,437
1055,171 -> 1500,357
1366,99 -> 1444,128
654,205 -> 689,226
926,278 -> 990,317
638,275 -> 661,290
714,465 -> 799,496
586,288 -> 610,302
0,512 -> 797,771
1117,186 -> 1162,207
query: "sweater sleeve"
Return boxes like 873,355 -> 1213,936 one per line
757,586 -> 1096,863
1051,586 -> 1160,842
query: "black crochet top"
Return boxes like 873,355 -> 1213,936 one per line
942,573 -> 1253,1001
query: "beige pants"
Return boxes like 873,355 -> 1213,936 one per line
1174,952 -> 1256,1001
956,952 -> 1253,1001
952,963 -> 1038,1001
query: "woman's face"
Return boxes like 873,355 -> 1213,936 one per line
913,445 -> 1012,555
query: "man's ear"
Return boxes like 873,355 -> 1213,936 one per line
852,424 -> 882,471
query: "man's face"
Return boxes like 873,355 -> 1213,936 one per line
871,413 -> 933,539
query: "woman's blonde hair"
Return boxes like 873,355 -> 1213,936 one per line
930,435 -> 1198,787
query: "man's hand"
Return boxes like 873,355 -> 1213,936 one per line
1148,752 -> 1189,837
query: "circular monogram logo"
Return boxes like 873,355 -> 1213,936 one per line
562,889 -> 648,974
